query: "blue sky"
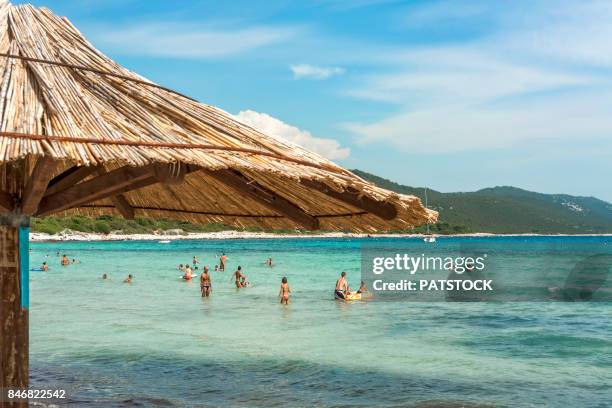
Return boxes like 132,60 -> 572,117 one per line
18,0 -> 612,201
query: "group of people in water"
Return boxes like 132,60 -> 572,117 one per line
178,254 -> 264,299
44,251 -> 368,304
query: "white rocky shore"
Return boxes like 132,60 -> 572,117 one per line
29,229 -> 441,241
29,230 -> 609,242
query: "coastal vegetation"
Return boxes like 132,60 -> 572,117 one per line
353,169 -> 612,234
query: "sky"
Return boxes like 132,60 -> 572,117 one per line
17,0 -> 612,202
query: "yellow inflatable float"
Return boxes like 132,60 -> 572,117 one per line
335,291 -> 362,301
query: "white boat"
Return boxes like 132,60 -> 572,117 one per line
423,188 -> 436,243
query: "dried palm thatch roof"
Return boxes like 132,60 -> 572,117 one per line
0,1 -> 437,232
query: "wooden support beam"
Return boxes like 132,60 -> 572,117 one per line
204,169 -> 319,230
110,194 -> 135,220
299,179 -> 398,220
37,164 -> 158,216
20,157 -> 57,215
93,168 -> 136,220
44,165 -> 100,196
0,191 -> 14,212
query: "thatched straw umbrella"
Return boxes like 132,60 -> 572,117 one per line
0,1 -> 437,399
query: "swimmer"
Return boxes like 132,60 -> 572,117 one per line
102,273 -> 108,280
214,265 -> 218,272
220,254 -> 228,271
334,272 -> 349,300
265,258 -> 273,267
184,264 -> 194,280
357,281 -> 368,294
278,277 -> 291,305
61,254 -> 69,266
41,262 -> 49,272
200,266 -> 212,297
193,256 -> 200,266
71,258 -> 80,264
178,264 -> 185,271
232,266 -> 245,288
124,274 -> 133,283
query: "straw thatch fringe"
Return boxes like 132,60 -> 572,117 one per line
0,2 -> 437,232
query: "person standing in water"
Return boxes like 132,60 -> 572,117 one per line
220,254 -> 228,271
193,256 -> 200,266
232,266 -> 246,288
124,274 -> 133,283
41,262 -> 49,272
265,258 -> 273,267
61,254 -> 69,266
200,266 -> 212,297
335,272 -> 349,300
278,277 -> 291,305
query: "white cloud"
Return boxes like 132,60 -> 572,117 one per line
504,1 -> 612,67
235,110 -> 350,160
347,48 -> 591,104
88,22 -> 297,58
290,64 -> 345,80
343,1 -> 612,153
345,91 -> 612,153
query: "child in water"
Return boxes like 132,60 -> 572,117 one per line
124,274 -> 133,283
278,277 -> 291,305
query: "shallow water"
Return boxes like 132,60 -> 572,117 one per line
28,236 -> 612,407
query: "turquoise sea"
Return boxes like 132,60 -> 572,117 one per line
29,236 -> 611,407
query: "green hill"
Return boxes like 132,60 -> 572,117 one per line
352,169 -> 612,234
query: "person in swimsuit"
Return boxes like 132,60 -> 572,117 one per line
193,256 -> 199,266
41,262 -> 49,272
335,272 -> 349,300
61,255 -> 69,266
265,258 -> 273,267
178,264 -> 185,271
220,254 -> 228,271
278,277 -> 291,305
214,265 -> 219,272
184,265 -> 193,280
200,266 -> 212,297
102,273 -> 108,280
232,266 -> 245,288
124,274 -> 133,283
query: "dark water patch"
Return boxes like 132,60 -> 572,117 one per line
458,330 -> 612,360
31,352 -> 509,407
30,348 -> 612,407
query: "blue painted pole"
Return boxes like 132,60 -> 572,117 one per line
18,226 -> 29,309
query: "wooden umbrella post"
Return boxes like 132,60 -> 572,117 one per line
0,213 -> 30,407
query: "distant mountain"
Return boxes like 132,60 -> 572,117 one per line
352,169 -> 612,234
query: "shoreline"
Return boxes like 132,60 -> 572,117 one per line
29,230 -> 612,242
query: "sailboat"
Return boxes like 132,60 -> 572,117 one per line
423,188 -> 436,243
